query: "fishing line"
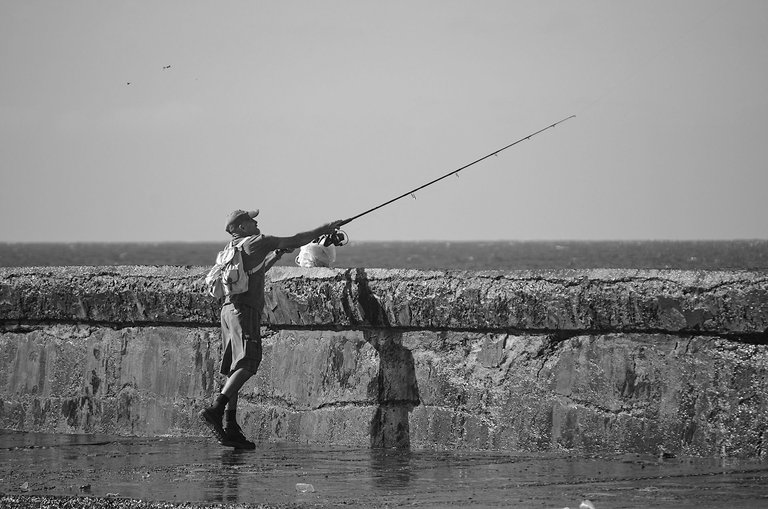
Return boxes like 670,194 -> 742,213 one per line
339,115 -> 576,227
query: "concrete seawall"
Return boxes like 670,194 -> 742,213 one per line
1,266 -> 767,457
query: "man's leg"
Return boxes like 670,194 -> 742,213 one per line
201,304 -> 261,449
221,367 -> 253,399
199,368 -> 253,446
221,368 -> 248,433
221,368 -> 257,449
200,305 -> 235,441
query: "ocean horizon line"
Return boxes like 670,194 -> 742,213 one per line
2,239 -> 768,270
2,239 -> 767,245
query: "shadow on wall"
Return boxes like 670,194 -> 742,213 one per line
366,329 -> 420,448
349,269 -> 421,449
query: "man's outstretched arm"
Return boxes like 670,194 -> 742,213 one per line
274,220 -> 344,251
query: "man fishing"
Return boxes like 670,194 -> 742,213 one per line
199,209 -> 343,449
199,117 -> 573,449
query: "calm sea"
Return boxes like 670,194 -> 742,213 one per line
1,240 -> 768,271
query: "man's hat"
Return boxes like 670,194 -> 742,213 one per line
225,209 -> 259,232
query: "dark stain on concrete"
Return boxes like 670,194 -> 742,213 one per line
36,346 -> 47,396
329,341 -> 353,388
62,396 -> 91,428
90,369 -> 101,396
119,330 -> 129,356
117,388 -> 137,433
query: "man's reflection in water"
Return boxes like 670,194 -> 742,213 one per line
208,449 -> 252,503
369,448 -> 415,489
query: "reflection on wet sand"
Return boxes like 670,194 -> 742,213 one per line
209,449 -> 252,504
369,449 -> 414,489
1,432 -> 767,508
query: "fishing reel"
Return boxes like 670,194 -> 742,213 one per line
318,229 -> 349,247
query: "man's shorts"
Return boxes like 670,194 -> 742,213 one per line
219,303 -> 263,376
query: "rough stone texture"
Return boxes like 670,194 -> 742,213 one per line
3,266 -> 768,334
0,324 -> 217,436
1,266 -> 767,457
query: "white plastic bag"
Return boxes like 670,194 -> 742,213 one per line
295,242 -> 336,267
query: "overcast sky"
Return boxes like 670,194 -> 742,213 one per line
1,1 -> 766,242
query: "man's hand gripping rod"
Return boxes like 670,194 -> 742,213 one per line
338,115 -> 576,228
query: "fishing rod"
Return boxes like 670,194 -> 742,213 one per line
338,115 -> 576,227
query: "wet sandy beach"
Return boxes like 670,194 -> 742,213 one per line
1,431 -> 767,508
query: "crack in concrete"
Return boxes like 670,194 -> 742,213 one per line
248,394 -> 373,412
554,394 -> 650,418
6,321 -> 766,351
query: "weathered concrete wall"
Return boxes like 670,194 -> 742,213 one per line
1,266 -> 767,457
